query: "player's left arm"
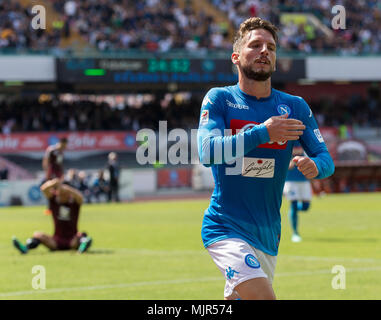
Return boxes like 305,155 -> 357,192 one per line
62,184 -> 84,205
294,98 -> 335,179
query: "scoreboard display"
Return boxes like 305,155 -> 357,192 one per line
57,58 -> 238,85
56,57 -> 305,91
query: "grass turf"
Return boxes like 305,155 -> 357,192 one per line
0,192 -> 380,300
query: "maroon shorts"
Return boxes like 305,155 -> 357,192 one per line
53,235 -> 76,250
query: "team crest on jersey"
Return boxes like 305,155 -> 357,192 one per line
277,104 -> 291,116
200,110 -> 209,125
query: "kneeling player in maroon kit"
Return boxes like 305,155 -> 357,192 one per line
12,178 -> 92,254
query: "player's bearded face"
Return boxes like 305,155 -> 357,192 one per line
238,29 -> 276,81
241,60 -> 274,81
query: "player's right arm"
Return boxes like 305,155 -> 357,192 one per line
197,88 -> 305,166
197,88 -> 271,166
40,178 -> 61,199
42,147 -> 51,173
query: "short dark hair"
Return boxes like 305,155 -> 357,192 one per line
60,137 -> 68,144
233,17 -> 278,53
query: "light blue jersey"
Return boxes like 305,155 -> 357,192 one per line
287,141 -> 308,182
197,84 -> 334,256
287,164 -> 308,182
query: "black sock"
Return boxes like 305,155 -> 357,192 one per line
26,238 -> 41,250
79,232 -> 87,239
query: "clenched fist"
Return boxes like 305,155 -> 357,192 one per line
292,156 -> 318,179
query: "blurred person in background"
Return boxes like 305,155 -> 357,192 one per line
0,165 -> 8,180
107,152 -> 120,202
42,137 -> 68,215
283,141 -> 313,243
42,137 -> 68,181
12,178 -> 92,254
92,169 -> 110,203
65,168 -> 80,188
77,170 -> 92,203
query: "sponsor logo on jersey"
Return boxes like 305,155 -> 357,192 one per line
200,110 -> 209,125
242,157 -> 275,178
277,104 -> 291,115
56,154 -> 63,164
230,119 -> 288,149
226,99 -> 249,110
57,206 -> 71,221
245,254 -> 261,268
314,129 -> 324,143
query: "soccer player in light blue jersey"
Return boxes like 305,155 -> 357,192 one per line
284,141 -> 313,243
197,17 -> 334,300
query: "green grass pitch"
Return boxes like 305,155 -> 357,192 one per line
0,193 -> 380,300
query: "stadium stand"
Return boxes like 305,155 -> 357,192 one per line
47,0 -> 232,51
0,93 -> 200,133
0,0 -> 380,197
0,0 -> 380,133
1,0 -> 380,54
1,85 -> 380,134
0,0 -> 58,50
209,0 -> 381,54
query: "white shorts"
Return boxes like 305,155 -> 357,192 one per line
206,238 -> 277,298
283,181 -> 312,201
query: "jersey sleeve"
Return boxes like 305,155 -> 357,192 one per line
197,88 -> 270,167
296,97 -> 335,179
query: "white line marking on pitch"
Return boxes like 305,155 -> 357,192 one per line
280,255 -> 381,263
0,277 -> 221,297
98,248 -> 381,263
1,266 -> 381,298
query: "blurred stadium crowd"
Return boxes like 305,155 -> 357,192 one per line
0,0 -> 380,133
64,168 -> 111,203
0,0 -> 380,53
0,1 -> 61,50
212,0 -> 381,54
0,0 -> 230,52
0,93 -> 199,133
1,84 -> 380,134
311,84 -> 381,127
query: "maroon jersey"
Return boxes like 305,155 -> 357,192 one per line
45,145 -> 64,179
49,195 -> 80,240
